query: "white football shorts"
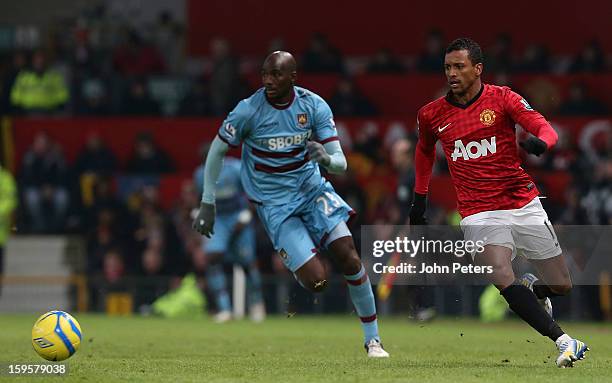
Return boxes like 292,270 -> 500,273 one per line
460,197 -> 562,260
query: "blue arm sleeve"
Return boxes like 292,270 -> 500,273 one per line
201,136 -> 229,204
323,140 -> 347,174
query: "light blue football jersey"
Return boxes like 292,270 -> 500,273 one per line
217,86 -> 339,205
194,157 -> 247,214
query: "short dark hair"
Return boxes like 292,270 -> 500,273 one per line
445,38 -> 483,65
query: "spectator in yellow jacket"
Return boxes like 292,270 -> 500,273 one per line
10,50 -> 69,114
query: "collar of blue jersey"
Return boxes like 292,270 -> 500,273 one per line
265,87 -> 296,110
445,83 -> 485,109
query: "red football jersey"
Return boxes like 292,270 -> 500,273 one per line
415,83 -> 558,217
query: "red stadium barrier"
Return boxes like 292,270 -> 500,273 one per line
11,117 -> 221,172
12,117 -> 609,171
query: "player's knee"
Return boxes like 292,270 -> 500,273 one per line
329,239 -> 361,275
296,260 -> 328,293
489,266 -> 515,289
337,252 -> 360,275
300,272 -> 328,293
308,267 -> 329,293
308,278 -> 328,293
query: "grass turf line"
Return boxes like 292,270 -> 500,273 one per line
1,314 -> 610,382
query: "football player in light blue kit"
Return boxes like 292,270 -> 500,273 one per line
194,156 -> 265,323
193,51 -> 388,357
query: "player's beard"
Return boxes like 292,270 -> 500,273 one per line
452,79 -> 478,98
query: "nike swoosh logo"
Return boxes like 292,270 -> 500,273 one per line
438,123 -> 452,132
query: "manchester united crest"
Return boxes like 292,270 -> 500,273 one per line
297,113 -> 308,126
479,109 -> 496,126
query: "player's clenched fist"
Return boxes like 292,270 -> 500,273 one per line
519,136 -> 547,156
306,141 -> 330,166
192,202 -> 216,238
409,193 -> 428,225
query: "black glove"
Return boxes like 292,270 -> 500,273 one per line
409,193 -> 428,225
192,202 -> 216,238
519,136 -> 547,156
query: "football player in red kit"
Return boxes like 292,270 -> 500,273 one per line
411,38 -> 588,368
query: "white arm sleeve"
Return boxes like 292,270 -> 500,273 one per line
323,140 -> 347,174
201,136 -> 229,204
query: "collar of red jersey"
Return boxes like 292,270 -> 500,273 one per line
445,84 -> 485,110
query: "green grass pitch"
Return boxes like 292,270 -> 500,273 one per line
1,314 -> 611,382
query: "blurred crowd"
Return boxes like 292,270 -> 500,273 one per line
12,130 -> 245,290
7,119 -> 611,289
0,6 -> 610,118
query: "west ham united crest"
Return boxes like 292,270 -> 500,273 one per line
297,113 -> 308,126
479,109 -> 496,126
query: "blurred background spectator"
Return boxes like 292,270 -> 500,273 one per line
152,11 -> 185,75
390,138 -> 415,225
75,75 -> 111,115
367,49 -> 405,74
178,76 -> 211,116
19,132 -> 69,233
74,132 -> 118,177
570,40 -> 606,73
208,38 -> 242,116
558,82 -> 608,116
485,34 -> 513,74
416,29 -> 445,72
302,33 -> 345,73
126,132 -> 174,174
329,78 -> 378,117
10,50 -> 69,115
112,29 -> 165,77
121,78 -> 161,115
516,44 -> 551,73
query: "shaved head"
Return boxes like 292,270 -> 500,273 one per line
264,51 -> 297,72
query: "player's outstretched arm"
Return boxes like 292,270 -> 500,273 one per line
307,140 -> 347,174
193,136 -> 229,237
